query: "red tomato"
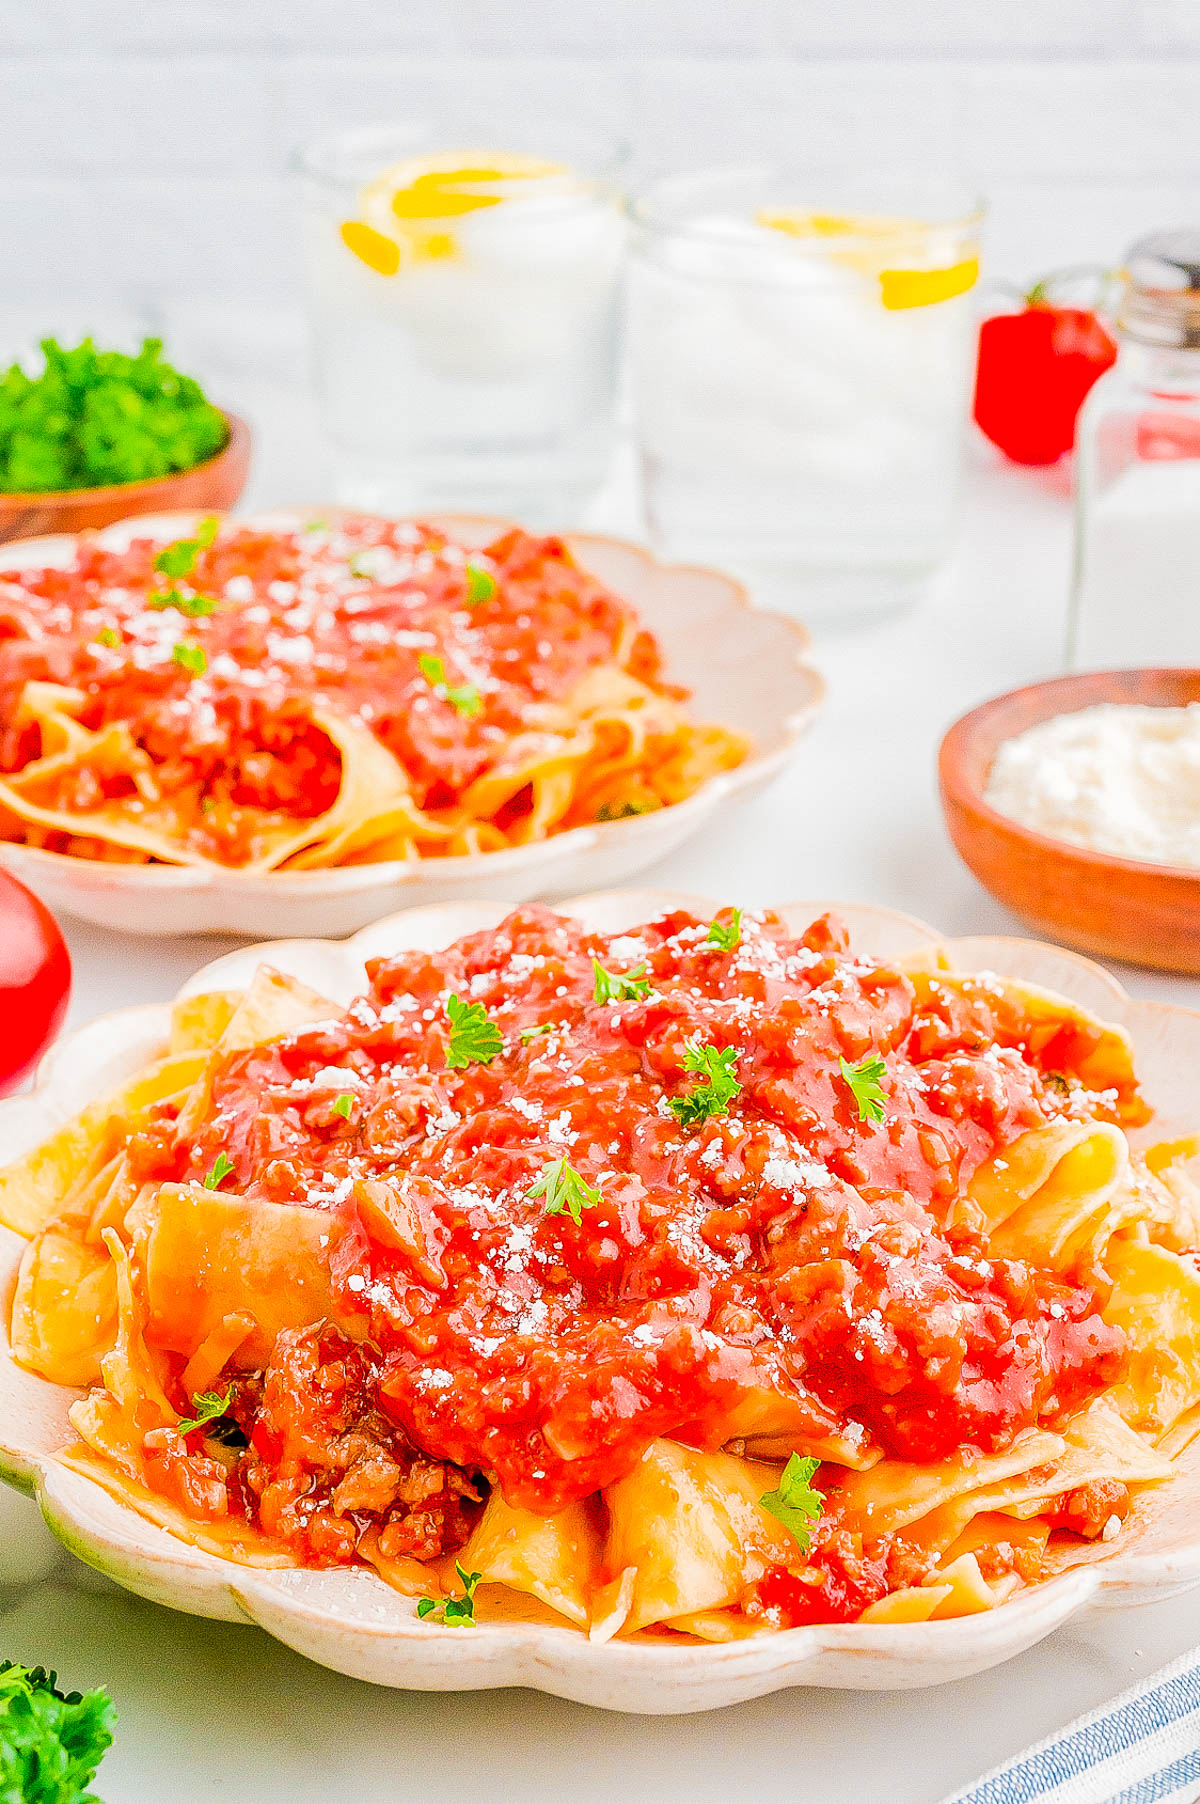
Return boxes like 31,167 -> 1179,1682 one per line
0,869 -> 71,1096
973,297 -> 1118,466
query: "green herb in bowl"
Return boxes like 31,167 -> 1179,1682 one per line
0,337 -> 228,494
0,1660 -> 116,1802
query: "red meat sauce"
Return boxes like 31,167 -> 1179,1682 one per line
128,905 -> 1135,1618
0,517 -> 669,862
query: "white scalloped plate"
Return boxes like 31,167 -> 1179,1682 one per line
3,890 -> 1200,1714
0,515 -> 823,937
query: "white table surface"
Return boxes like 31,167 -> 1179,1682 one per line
3,369 -> 1198,1804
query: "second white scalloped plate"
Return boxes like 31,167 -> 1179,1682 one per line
0,515 -> 823,937
2,889 -> 1200,1713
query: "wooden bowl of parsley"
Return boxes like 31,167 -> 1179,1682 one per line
0,336 -> 250,543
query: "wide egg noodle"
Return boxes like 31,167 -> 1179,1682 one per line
458,1492 -> 599,1628
599,1439 -> 796,1636
1103,1238 -> 1200,1438
0,1049 -> 207,1239
966,1121 -> 1137,1271
136,1182 -> 352,1369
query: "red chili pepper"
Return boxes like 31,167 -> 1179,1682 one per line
973,282 -> 1118,466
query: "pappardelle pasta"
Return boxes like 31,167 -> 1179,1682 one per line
0,516 -> 747,871
5,904 -> 1200,1640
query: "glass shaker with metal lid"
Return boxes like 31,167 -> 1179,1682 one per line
1069,230 -> 1200,668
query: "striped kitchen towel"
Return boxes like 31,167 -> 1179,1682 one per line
939,1644 -> 1200,1804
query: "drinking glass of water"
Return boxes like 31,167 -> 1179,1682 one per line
293,122 -> 627,523
628,169 -> 984,623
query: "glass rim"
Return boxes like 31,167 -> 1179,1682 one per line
628,164 -> 986,249
291,119 -> 632,192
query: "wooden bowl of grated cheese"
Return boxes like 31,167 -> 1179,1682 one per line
939,668 -> 1200,975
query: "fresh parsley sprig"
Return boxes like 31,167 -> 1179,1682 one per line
444,994 -> 503,1069
759,1453 -> 824,1551
176,1385 -> 234,1438
416,1564 -> 482,1626
419,652 -> 482,719
592,958 -> 652,1004
839,1053 -> 889,1125
528,1156 -> 601,1227
0,1660 -> 116,1802
668,1038 -> 742,1127
202,1151 -> 233,1190
705,908 -> 742,951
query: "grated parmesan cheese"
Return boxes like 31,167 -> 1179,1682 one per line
985,701 -> 1200,869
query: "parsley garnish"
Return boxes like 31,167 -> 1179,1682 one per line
171,640 -> 207,676
176,1385 -> 234,1437
705,908 -> 742,951
332,1092 -> 354,1119
759,1453 -> 824,1551
0,1660 -> 116,1801
148,585 -> 215,616
416,1564 -> 482,1626
839,1053 -> 888,1125
595,798 -> 657,821
444,993 -> 503,1068
203,1151 -> 233,1189
520,1023 -> 554,1043
304,516 -> 330,532
0,336 -> 226,494
153,514 -> 218,579
668,1038 -> 742,1127
418,652 -> 482,719
94,625 -> 120,649
528,1156 -> 601,1227
463,562 -> 496,605
592,958 -> 652,1004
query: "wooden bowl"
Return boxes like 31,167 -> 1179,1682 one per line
0,410 -> 251,544
939,668 -> 1200,975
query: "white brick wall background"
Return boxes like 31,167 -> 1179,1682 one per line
2,0 -> 1199,309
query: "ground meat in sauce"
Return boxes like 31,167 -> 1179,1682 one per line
129,905 -> 1132,1551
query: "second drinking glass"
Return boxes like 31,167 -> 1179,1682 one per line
628,169 -> 984,623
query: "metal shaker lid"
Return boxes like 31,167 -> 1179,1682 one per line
1119,229 -> 1200,346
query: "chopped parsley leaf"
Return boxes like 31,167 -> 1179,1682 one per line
153,514 -> 218,579
348,550 -> 378,578
759,1453 -> 824,1551
705,908 -> 742,951
418,652 -> 482,718
202,1151 -> 233,1190
463,562 -> 496,605
528,1156 -> 601,1227
94,625 -> 120,649
416,1563 -> 482,1626
668,1038 -> 741,1127
595,797 -> 658,822
839,1053 -> 888,1125
148,585 -> 215,616
519,1023 -> 554,1043
171,640 -> 207,676
444,993 -> 503,1068
592,958 -> 652,1004
332,1092 -> 354,1120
